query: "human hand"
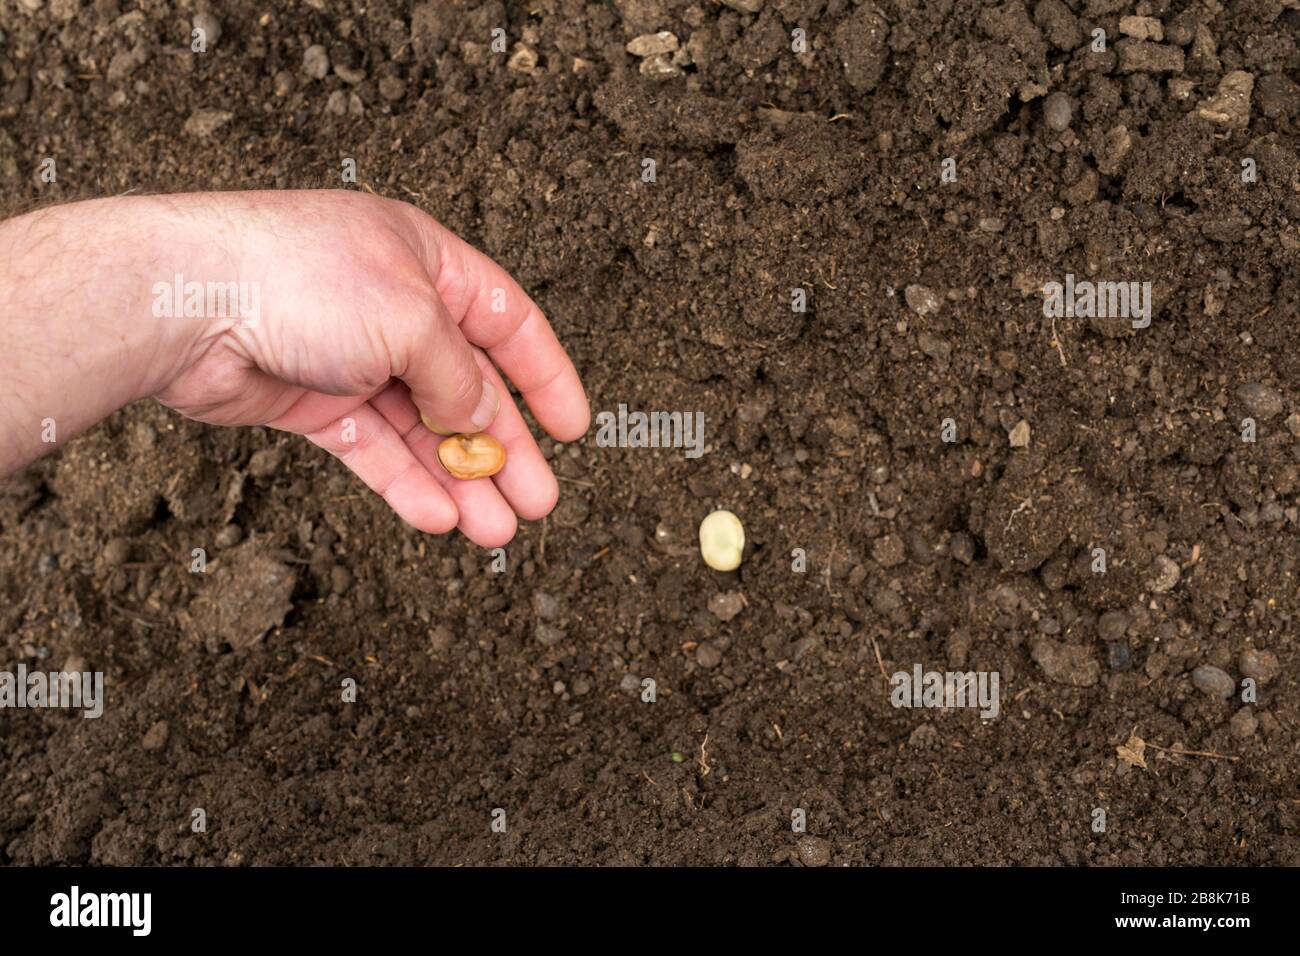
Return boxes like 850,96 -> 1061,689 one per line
0,191 -> 589,547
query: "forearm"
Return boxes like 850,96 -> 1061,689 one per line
0,196 -> 225,475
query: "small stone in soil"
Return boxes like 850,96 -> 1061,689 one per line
1229,707 -> 1257,739
1042,92 -> 1073,131
796,836 -> 832,867
707,591 -> 745,622
430,626 -> 454,654
1097,610 -> 1131,642
1148,556 -> 1181,593
303,45 -> 330,79
1191,665 -> 1235,699
142,720 -> 169,752
871,534 -> 906,567
535,622 -> 566,647
532,591 -> 561,621
1235,382 -> 1284,421
1238,648 -> 1279,684
192,12 -> 222,48
904,284 -> 941,316
696,643 -> 722,668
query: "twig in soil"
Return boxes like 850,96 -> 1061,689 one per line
1146,742 -> 1240,762
1049,315 -> 1068,367
870,636 -> 890,688
106,602 -> 169,630
697,734 -> 711,777
555,475 -> 595,488
1004,497 -> 1034,531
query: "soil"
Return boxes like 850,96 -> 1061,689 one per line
2,0 -> 1299,866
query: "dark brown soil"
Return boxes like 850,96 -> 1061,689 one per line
2,0 -> 1299,866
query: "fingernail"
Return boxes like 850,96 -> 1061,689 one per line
470,380 -> 500,431
420,412 -> 454,436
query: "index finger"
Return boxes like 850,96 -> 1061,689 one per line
400,208 -> 590,442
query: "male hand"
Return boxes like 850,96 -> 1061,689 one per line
0,191 -> 589,547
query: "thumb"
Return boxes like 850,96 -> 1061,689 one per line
398,289 -> 500,435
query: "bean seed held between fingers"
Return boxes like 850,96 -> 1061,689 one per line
437,432 -> 506,480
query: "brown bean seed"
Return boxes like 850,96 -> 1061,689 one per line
437,433 -> 506,480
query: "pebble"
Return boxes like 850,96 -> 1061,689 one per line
532,591 -> 561,621
192,12 -> 222,48
1148,555 -> 1181,593
430,625 -> 454,654
949,532 -> 975,565
796,836 -> 831,867
1097,610 -> 1131,642
1118,16 -> 1163,41
183,109 -> 234,138
1008,420 -> 1031,448
904,284 -> 941,316
1166,12 -> 1197,46
378,75 -> 406,102
273,70 -> 295,97
707,591 -> 745,622
303,44 -> 330,80
248,447 -> 284,478
1235,382 -> 1284,420
330,565 -> 352,595
507,45 -> 538,74
1196,71 -> 1255,129
535,622 -> 566,647
720,0 -> 765,11
1229,707 -> 1258,740
871,534 -> 906,568
620,673 -> 642,694
1238,648 -> 1280,684
696,643 -> 723,668
215,524 -> 244,549
103,538 -> 131,567
626,32 -> 678,57
1097,124 -> 1132,175
1042,92 -> 1073,131
1191,664 -> 1235,699
141,720 -> 170,752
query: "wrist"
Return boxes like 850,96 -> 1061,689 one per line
0,196 -> 235,473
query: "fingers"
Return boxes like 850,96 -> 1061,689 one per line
303,400 -> 459,535
369,383 -> 520,549
469,348 -> 559,522
399,208 -> 590,442
393,283 -> 501,436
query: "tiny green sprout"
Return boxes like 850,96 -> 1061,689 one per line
670,751 -> 685,763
